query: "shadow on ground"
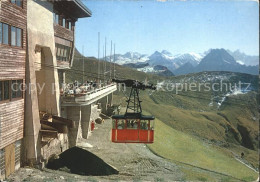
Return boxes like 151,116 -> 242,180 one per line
46,147 -> 119,176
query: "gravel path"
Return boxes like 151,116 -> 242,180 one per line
8,118 -> 183,181
78,118 -> 183,181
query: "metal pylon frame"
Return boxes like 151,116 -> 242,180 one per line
125,87 -> 142,114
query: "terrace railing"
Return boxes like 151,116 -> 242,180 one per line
61,83 -> 117,106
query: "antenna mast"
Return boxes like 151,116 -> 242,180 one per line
103,45 -> 105,81
98,32 -> 100,83
114,43 -> 116,79
104,37 -> 107,82
110,40 -> 112,80
82,46 -> 84,84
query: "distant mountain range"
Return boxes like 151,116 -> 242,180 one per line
227,49 -> 259,66
103,49 -> 259,76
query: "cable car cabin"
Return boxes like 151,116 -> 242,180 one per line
111,79 -> 156,144
111,114 -> 155,143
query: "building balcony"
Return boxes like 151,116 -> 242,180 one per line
61,83 -> 117,106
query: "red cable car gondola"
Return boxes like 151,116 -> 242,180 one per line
111,79 -> 156,143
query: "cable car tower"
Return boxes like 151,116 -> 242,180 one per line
111,79 -> 156,143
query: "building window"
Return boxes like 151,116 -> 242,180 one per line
66,21 -> 72,30
11,80 -> 23,99
11,26 -> 16,46
0,80 -> 23,102
16,28 -> 22,47
59,15 -> 62,26
64,48 -> 67,58
3,81 -> 10,101
56,44 -> 71,62
15,140 -> 21,167
11,26 -> 22,47
0,149 -> 5,178
69,22 -> 72,30
60,47 -> 64,58
54,13 -> 59,24
10,0 -> 22,7
0,23 -> 2,44
0,82 -> 2,101
3,23 -> 9,45
53,13 -> 73,30
56,45 -> 60,56
62,18 -> 66,28
0,23 -> 22,47
56,14 -> 59,24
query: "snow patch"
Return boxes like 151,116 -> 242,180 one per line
217,88 -> 246,108
188,52 -> 203,61
137,66 -> 155,73
236,60 -> 245,65
223,59 -> 231,64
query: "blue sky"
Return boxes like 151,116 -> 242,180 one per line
76,0 -> 259,57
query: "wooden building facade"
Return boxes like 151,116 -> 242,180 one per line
0,0 -> 91,179
0,0 -> 27,179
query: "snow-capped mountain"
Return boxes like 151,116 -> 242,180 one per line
227,49 -> 259,66
148,50 -> 203,72
161,50 -> 175,59
195,49 -> 258,75
102,49 -> 258,76
104,51 -> 149,65
104,50 -> 204,70
198,49 -> 237,67
148,51 -> 175,71
123,52 -> 144,60
172,53 -> 203,68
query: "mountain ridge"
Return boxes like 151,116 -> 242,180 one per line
103,49 -> 258,76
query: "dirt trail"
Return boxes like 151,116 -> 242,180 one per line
8,119 -> 183,181
78,118 -> 183,181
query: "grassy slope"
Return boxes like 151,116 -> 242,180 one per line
147,117 -> 258,181
114,93 -> 258,181
140,93 -> 259,168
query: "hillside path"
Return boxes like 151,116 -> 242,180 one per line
77,118 -> 183,181
8,118 -> 183,181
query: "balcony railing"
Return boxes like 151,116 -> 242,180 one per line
61,83 -> 117,106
